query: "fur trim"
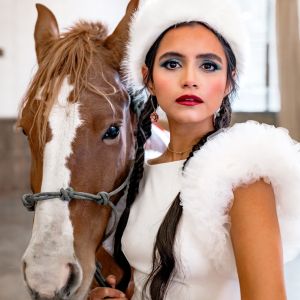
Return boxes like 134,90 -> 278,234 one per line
123,0 -> 247,93
181,121 -> 300,271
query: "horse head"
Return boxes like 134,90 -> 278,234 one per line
18,1 -> 139,299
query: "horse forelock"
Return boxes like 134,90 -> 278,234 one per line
17,21 -> 114,150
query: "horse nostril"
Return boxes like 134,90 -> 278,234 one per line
22,260 -> 29,284
59,262 -> 82,298
23,260 -> 82,300
22,260 -> 27,275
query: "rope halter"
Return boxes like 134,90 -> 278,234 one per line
22,172 -> 130,239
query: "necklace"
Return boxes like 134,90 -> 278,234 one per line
167,145 -> 193,155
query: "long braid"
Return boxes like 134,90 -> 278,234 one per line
114,95 -> 158,290
214,95 -> 232,130
144,131 -> 213,300
145,97 -> 232,300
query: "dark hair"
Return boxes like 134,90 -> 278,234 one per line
114,22 -> 237,298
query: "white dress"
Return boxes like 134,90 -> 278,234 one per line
122,121 -> 300,300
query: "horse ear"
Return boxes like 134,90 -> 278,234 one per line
34,3 -> 59,65
103,0 -> 139,71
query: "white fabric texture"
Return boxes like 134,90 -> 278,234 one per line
181,121 -> 300,270
122,160 -> 187,299
122,121 -> 300,299
123,0 -> 247,93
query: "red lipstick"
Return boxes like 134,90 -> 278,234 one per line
175,95 -> 204,106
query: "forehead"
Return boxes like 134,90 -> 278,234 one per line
156,24 -> 226,58
88,52 -> 122,89
83,55 -> 129,111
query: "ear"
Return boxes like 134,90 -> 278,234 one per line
103,0 -> 139,71
141,64 -> 155,95
224,69 -> 236,97
224,84 -> 232,98
34,4 -> 59,65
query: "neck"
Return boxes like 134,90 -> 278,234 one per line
165,119 -> 215,161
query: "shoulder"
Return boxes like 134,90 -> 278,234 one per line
230,180 -> 287,298
180,121 -> 300,269
232,179 -> 274,207
230,179 -> 277,227
188,120 -> 300,170
182,121 -> 300,196
146,154 -> 166,165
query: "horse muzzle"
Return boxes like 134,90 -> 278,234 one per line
23,258 -> 83,300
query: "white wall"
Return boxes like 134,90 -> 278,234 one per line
0,0 -> 128,118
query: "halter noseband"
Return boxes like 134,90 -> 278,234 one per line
21,171 -> 131,288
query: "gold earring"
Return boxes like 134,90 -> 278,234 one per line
149,95 -> 159,123
150,111 -> 159,123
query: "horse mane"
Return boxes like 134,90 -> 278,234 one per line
18,21 -> 108,149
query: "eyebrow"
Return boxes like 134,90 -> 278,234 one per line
159,52 -> 223,64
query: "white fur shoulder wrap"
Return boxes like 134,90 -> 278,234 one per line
180,121 -> 300,271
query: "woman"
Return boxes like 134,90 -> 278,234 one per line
91,0 -> 300,299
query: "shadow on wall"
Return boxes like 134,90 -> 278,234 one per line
0,112 -> 277,194
0,119 -> 30,194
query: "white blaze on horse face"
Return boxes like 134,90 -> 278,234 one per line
23,77 -> 83,298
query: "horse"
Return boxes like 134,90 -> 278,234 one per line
17,1 -> 140,299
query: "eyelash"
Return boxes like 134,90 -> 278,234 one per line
201,61 -> 221,72
161,59 -> 181,70
160,59 -> 221,72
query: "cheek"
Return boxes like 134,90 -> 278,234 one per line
203,77 -> 227,105
152,70 -> 174,97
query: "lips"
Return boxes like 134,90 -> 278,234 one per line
175,95 -> 204,106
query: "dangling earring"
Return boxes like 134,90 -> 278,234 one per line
214,109 -> 220,120
149,95 -> 159,123
150,111 -> 159,123
213,109 -> 220,128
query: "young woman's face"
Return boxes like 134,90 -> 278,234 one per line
146,24 -> 230,127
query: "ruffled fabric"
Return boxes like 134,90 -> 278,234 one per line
181,121 -> 300,271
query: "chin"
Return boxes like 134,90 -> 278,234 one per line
169,113 -> 213,127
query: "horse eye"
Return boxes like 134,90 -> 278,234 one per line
22,128 -> 27,136
102,125 -> 120,140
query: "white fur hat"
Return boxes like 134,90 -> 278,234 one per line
123,0 -> 247,93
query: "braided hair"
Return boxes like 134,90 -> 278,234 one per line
114,21 -> 237,298
114,94 -> 158,290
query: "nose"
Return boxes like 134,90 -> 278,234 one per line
23,261 -> 82,299
181,65 -> 199,89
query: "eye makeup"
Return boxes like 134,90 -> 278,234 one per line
160,58 -> 182,70
200,60 -> 222,72
158,52 -> 223,72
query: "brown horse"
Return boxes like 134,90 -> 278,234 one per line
17,1 -> 140,299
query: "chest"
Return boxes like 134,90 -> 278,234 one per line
122,163 -> 236,281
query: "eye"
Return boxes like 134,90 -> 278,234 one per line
201,61 -> 220,72
102,125 -> 120,140
20,128 -> 27,136
161,59 -> 181,70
